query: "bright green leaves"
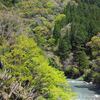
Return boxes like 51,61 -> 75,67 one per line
46,1 -> 55,8
0,35 -> 73,99
0,0 -> 75,99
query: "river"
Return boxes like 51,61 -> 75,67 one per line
68,79 -> 100,100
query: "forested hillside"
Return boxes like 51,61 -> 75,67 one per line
0,0 -> 100,100
53,0 -> 100,85
0,0 -> 74,100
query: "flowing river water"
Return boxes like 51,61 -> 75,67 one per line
68,79 -> 100,100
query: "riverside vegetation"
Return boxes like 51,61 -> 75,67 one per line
0,0 -> 100,100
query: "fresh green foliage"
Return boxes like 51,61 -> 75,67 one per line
0,0 -> 75,99
0,35 -> 73,99
0,0 -> 100,99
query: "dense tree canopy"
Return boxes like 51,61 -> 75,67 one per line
0,0 -> 75,100
0,0 -> 100,99
0,35 -> 73,99
53,0 -> 100,83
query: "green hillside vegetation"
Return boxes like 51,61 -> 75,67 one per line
0,0 -> 74,100
53,0 -> 100,84
0,0 -> 100,99
0,34 -> 73,99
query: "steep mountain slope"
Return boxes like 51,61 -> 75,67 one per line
53,0 -> 100,84
0,0 -> 74,100
0,0 -> 100,99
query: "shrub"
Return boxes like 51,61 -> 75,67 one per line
0,35 -> 74,100
65,66 -> 80,79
